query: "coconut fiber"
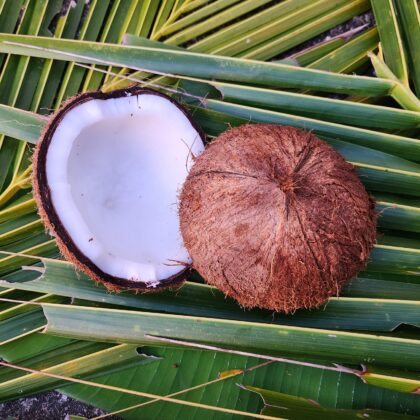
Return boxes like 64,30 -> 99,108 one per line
180,124 -> 376,313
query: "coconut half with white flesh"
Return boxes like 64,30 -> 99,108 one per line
33,87 -> 205,290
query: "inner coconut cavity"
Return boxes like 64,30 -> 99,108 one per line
45,93 -> 204,286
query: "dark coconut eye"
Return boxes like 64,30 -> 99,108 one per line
179,124 -> 376,313
33,88 -> 205,290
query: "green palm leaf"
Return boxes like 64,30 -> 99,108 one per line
0,1 -> 419,418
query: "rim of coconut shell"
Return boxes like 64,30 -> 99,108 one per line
32,86 -> 206,292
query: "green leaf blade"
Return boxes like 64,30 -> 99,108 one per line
371,0 -> 409,85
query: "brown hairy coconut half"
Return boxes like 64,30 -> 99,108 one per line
180,124 -> 376,313
33,87 -> 205,291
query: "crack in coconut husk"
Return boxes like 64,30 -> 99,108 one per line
179,124 -> 377,313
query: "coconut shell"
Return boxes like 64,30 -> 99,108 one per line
180,124 -> 376,313
33,86 -> 204,292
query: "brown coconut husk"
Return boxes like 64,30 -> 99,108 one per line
33,86 -> 203,292
180,124 -> 377,313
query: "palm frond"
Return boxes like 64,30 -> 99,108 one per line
0,1 -> 419,418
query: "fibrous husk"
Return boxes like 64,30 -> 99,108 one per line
180,124 -> 376,313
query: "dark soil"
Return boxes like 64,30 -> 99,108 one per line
0,391 -> 117,420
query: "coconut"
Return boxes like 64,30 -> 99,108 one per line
180,124 -> 376,312
33,87 -> 205,290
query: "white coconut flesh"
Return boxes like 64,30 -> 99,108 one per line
46,93 -> 204,286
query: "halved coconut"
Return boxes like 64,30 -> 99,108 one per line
33,87 -> 205,290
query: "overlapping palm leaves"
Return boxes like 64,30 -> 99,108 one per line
0,1 -> 419,418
